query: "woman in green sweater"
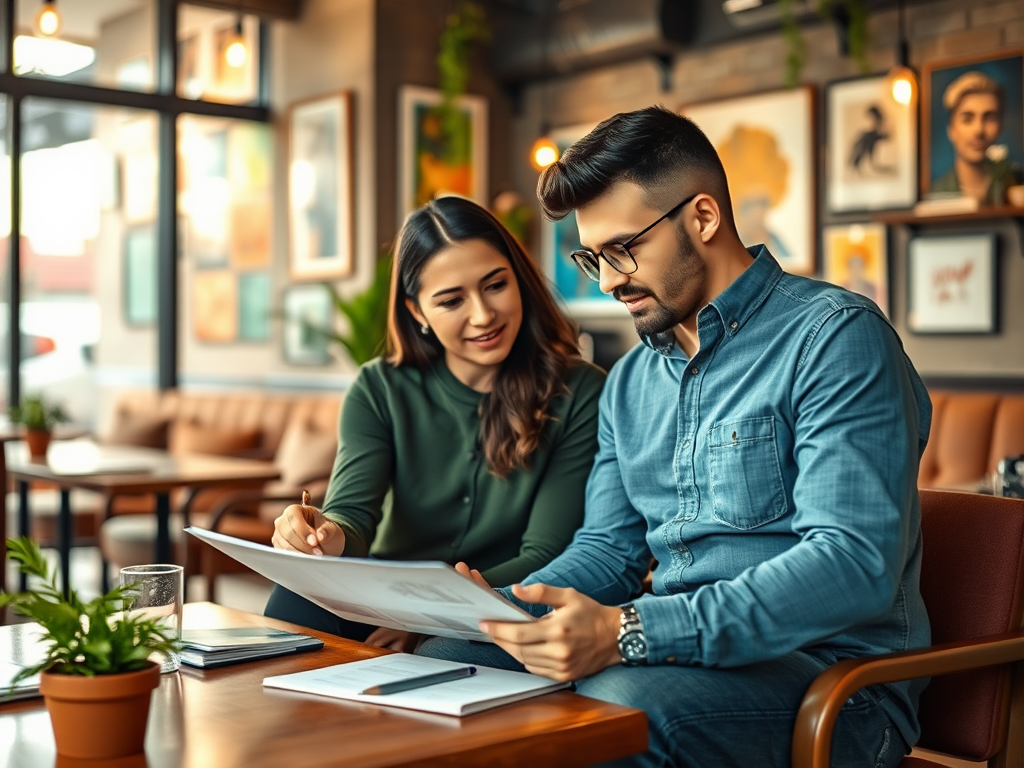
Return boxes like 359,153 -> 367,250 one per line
265,196 -> 606,647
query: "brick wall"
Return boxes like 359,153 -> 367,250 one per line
508,0 -> 1024,378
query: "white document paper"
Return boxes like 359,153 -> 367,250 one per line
186,527 -> 534,642
263,653 -> 570,716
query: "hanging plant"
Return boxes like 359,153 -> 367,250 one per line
781,0 -> 871,87
436,2 -> 490,163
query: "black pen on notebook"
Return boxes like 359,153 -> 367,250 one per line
359,666 -> 477,696
300,490 -> 323,556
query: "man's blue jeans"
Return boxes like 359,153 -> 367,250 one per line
417,637 -> 909,768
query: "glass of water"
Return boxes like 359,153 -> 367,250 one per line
120,564 -> 183,673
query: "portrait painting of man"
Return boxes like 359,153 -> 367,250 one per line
924,52 -> 1024,205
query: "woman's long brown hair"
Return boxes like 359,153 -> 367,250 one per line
386,196 -> 580,478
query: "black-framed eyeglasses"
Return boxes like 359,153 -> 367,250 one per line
569,193 -> 697,282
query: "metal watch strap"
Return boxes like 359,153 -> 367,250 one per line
617,603 -> 648,666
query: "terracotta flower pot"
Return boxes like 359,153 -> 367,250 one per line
24,428 -> 52,460
40,663 -> 161,759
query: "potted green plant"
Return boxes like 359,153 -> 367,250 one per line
0,537 -> 180,760
8,393 -> 70,459
320,255 -> 393,366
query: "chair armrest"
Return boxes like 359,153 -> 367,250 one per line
792,632 -> 1024,768
205,489 -> 325,531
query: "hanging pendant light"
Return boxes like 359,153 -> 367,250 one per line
530,4 -> 559,172
225,16 -> 247,69
887,0 -> 916,105
36,0 -> 60,37
531,126 -> 559,172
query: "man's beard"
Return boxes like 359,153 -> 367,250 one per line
615,228 -> 705,338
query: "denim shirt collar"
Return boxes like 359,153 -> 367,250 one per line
641,245 -> 783,358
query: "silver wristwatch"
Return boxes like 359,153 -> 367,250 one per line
617,603 -> 648,666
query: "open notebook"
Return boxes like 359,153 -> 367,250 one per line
263,653 -> 570,717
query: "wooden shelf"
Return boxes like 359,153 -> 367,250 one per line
873,205 -> 1024,226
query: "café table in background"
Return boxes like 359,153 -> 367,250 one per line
3,439 -> 280,598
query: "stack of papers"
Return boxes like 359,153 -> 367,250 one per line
0,661 -> 41,702
263,653 -> 570,716
181,627 -> 324,669
0,623 -> 48,703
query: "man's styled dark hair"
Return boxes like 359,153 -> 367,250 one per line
537,105 -> 734,229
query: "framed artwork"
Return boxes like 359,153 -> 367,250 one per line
822,223 -> 889,316
193,270 -> 237,342
124,225 -> 157,326
287,91 -> 354,281
282,284 -> 333,365
682,86 -> 816,275
397,85 -> 488,223
540,123 -> 628,317
825,74 -> 917,213
237,271 -> 271,342
180,125 -> 230,268
922,51 -> 1024,204
907,233 -> 997,334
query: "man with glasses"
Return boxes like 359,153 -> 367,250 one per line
419,106 -> 931,767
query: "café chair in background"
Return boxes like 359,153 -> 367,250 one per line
792,489 -> 1024,768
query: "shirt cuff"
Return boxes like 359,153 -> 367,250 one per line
633,594 -> 700,665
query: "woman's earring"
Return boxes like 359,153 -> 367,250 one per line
420,323 -> 430,335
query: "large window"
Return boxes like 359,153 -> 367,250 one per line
18,100 -> 157,425
2,1 -> 270,426
178,4 -> 260,105
14,0 -> 157,92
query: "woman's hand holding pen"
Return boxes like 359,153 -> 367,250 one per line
271,490 -> 346,557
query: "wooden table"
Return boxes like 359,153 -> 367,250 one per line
3,440 -> 280,597
0,603 -> 649,767
0,425 -> 85,593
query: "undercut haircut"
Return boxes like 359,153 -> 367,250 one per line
537,105 -> 734,229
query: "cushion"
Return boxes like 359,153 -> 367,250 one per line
274,420 -> 339,488
168,420 -> 262,457
106,409 -> 170,449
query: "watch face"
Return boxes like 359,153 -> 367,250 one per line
619,630 -> 647,663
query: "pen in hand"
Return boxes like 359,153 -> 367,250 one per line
300,490 -> 323,556
359,666 -> 477,695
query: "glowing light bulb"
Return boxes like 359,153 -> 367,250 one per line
889,66 -> 916,105
225,39 -> 246,68
37,1 -> 60,37
530,136 -> 559,172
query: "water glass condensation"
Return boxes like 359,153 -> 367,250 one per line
120,564 -> 183,673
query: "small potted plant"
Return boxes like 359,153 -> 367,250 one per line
0,537 -> 180,760
8,393 -> 70,459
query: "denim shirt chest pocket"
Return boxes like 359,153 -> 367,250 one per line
707,415 -> 788,529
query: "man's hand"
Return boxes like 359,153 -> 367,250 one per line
480,583 -> 623,682
271,503 -> 345,557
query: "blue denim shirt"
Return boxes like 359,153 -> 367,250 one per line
509,247 -> 932,745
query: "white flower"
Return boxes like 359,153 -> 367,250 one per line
987,144 -> 1008,162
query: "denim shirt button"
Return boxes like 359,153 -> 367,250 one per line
690,367 -> 699,375
462,496 -> 470,504
730,320 -> 738,331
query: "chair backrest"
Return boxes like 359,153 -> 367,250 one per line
915,489 -> 1024,761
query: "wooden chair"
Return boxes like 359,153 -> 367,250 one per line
792,489 -> 1024,768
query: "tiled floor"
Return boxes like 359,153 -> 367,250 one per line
3,544 -> 274,618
